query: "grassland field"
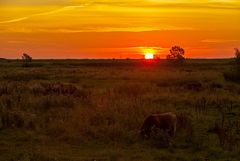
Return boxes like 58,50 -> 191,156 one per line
0,59 -> 240,161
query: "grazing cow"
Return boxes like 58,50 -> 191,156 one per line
140,112 -> 177,138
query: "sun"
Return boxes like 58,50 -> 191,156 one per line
144,53 -> 154,59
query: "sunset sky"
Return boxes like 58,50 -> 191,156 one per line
0,0 -> 240,59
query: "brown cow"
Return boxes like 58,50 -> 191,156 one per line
140,112 -> 177,138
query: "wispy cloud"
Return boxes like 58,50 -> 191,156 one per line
0,0 -> 69,6
0,26 -> 195,33
0,5 -> 87,24
0,17 -> 28,24
74,0 -> 240,10
202,39 -> 240,43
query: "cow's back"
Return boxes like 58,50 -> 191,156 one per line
152,112 -> 177,129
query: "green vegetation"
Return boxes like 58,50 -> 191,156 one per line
0,59 -> 240,161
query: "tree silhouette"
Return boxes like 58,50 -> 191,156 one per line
234,48 -> 240,63
166,46 -> 185,62
22,53 -> 32,67
234,48 -> 240,72
22,53 -> 32,62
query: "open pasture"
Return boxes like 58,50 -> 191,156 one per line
0,59 -> 240,161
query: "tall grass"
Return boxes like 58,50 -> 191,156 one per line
0,59 -> 240,161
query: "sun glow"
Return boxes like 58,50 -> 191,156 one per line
143,48 -> 155,59
144,53 -> 154,59
0,1 -> 239,59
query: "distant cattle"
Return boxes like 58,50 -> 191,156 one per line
140,112 -> 177,138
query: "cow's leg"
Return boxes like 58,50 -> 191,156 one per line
168,126 -> 175,138
141,127 -> 151,138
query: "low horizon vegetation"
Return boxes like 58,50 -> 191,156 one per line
0,58 -> 240,161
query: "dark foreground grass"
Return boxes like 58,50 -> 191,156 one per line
0,59 -> 240,161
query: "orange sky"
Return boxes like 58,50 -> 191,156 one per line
1,0 -> 240,59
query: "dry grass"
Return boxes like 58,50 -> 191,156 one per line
0,59 -> 240,161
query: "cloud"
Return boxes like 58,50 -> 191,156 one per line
0,0 -> 69,5
75,0 -> 240,10
0,5 -> 87,24
2,0 -> 240,10
202,39 -> 240,43
0,17 -> 28,24
0,0 -> 239,33
0,26 -> 195,33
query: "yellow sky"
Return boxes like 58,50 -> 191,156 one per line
0,0 -> 240,58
